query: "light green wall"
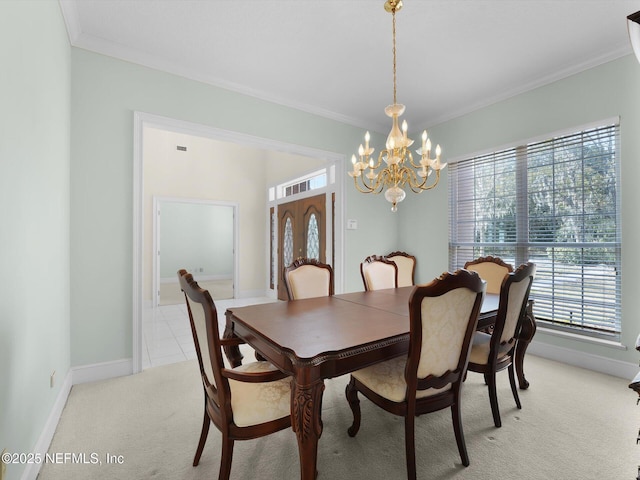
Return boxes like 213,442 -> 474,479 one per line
70,48 -> 399,366
0,2 -> 71,479
402,54 -> 640,365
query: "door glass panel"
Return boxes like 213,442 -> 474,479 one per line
284,217 -> 294,267
307,214 -> 319,260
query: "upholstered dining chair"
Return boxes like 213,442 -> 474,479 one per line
464,255 -> 513,294
177,269 -> 292,480
386,251 -> 416,287
284,257 -> 334,300
360,255 -> 398,291
346,269 -> 486,478
467,262 -> 536,428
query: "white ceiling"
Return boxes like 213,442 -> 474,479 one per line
59,0 -> 639,133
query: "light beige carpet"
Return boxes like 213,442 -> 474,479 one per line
39,354 -> 638,479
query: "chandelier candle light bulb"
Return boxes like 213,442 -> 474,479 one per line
348,0 -> 446,212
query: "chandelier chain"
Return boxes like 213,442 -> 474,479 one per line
392,7 -> 397,105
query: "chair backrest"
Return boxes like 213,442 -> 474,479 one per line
406,269 -> 486,392
386,251 -> 416,287
492,262 -> 536,350
178,269 -> 226,410
360,255 -> 398,291
284,257 -> 334,300
464,256 -> 513,294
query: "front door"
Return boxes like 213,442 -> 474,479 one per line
277,194 -> 326,300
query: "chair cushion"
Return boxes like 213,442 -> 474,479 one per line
288,265 -> 330,299
229,361 -> 291,427
352,356 -> 450,403
417,287 -> 478,378
467,263 -> 510,294
468,332 -> 511,365
501,278 -> 530,343
388,255 -> 414,287
364,262 -> 396,290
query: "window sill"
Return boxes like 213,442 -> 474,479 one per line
536,326 -> 627,351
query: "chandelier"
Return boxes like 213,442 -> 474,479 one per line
349,0 -> 446,212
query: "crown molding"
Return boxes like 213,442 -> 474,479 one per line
414,43 -> 633,131
66,28 -> 386,133
58,0 -> 81,44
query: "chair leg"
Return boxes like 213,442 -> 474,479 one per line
404,413 -> 417,480
193,405 -> 211,466
487,371 -> 502,428
451,401 -> 470,467
508,363 -> 522,409
219,432 -> 234,480
345,377 -> 361,437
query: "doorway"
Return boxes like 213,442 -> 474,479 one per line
132,111 -> 346,374
154,198 -> 236,306
277,193 -> 326,300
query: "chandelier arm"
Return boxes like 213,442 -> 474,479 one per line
367,174 -> 386,194
401,168 -> 418,191
352,176 -> 376,194
408,180 -> 428,193
407,168 -> 428,191
379,168 -> 395,189
408,167 -> 436,192
358,167 -> 386,193
372,175 -> 387,193
411,169 -> 441,192
371,151 -> 386,170
407,151 -> 423,169
425,169 -> 442,190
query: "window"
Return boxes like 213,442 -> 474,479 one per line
449,121 -> 621,339
278,169 -> 327,199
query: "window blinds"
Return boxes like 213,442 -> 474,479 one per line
449,123 -> 621,337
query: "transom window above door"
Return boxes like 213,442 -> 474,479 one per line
269,169 -> 327,201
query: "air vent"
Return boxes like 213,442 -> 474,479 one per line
177,145 -> 187,151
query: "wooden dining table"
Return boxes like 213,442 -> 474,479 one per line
223,286 -> 536,480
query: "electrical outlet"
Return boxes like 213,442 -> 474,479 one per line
1,448 -> 7,480
50,370 -> 56,388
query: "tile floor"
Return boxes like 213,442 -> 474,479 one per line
142,296 -> 278,369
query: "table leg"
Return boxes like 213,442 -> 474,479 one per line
515,300 -> 536,390
223,310 -> 243,368
292,378 -> 325,480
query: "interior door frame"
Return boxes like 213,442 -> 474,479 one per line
133,111 -> 346,374
153,196 -> 238,307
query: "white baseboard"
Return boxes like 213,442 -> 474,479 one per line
71,358 -> 133,384
20,360 -> 134,480
20,370 -> 73,480
528,340 -> 637,379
